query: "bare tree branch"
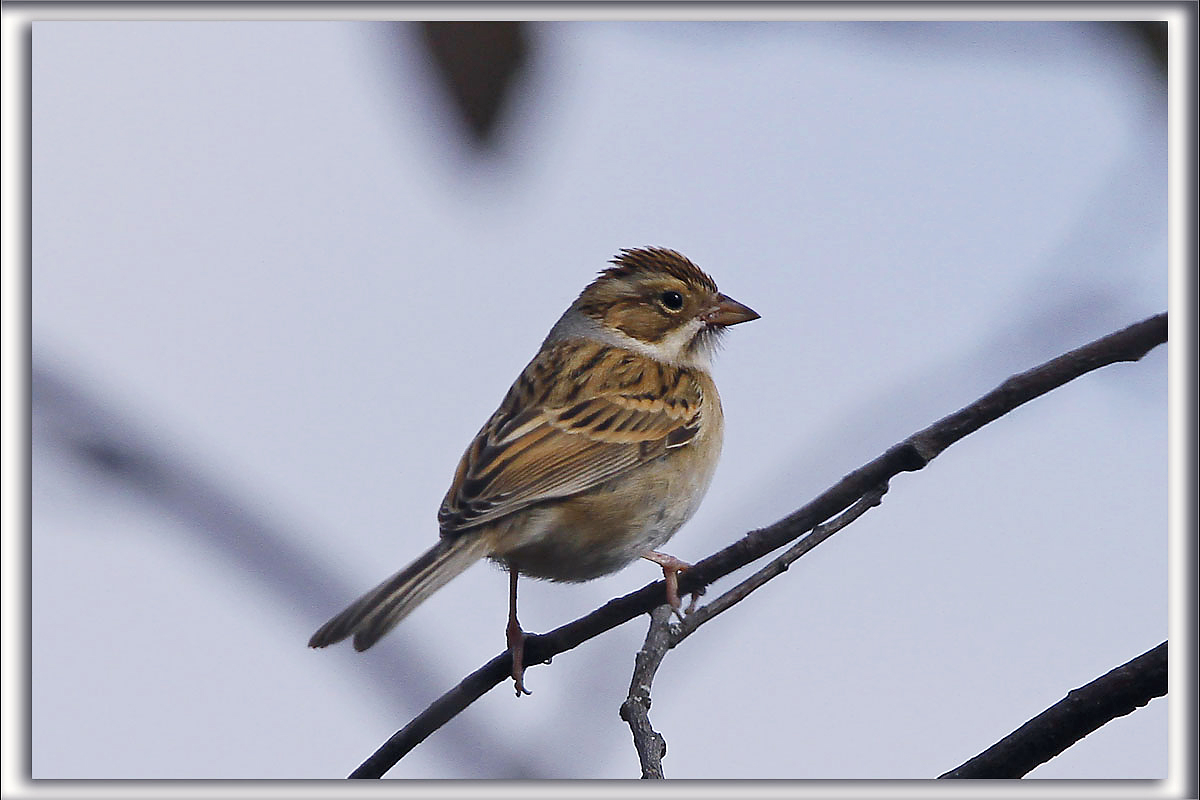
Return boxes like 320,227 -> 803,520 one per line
349,312 -> 1167,779
675,484 -> 888,642
619,605 -> 675,779
940,641 -> 1168,778
619,485 -> 889,778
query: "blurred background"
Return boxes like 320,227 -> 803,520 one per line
28,20 -> 1168,779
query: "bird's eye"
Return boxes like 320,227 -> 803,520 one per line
659,291 -> 684,311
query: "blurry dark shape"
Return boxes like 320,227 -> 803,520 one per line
417,21 -> 530,147
1114,21 -> 1166,75
31,359 -> 545,778
76,437 -> 148,478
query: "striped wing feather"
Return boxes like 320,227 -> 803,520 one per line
438,342 -> 702,532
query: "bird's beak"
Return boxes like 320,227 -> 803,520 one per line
702,294 -> 760,327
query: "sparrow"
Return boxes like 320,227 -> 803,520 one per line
309,247 -> 759,694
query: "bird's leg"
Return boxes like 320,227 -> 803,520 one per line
506,565 -> 531,696
641,551 -> 695,620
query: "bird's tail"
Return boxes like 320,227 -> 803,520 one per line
308,534 -> 489,651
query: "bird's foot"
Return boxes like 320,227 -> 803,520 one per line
642,551 -> 697,620
506,614 -> 532,696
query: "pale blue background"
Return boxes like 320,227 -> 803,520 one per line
30,21 -> 1167,779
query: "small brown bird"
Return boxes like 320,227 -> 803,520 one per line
309,247 -> 758,694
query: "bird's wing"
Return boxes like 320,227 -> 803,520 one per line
437,340 -> 704,533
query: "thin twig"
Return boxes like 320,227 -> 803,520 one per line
940,641 -> 1168,778
349,312 -> 1167,778
675,483 -> 888,642
619,605 -> 676,779
618,485 -> 889,778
